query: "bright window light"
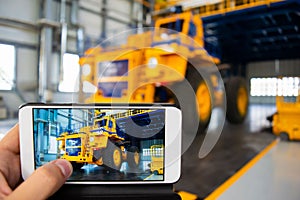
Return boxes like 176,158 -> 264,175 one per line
59,53 -> 80,92
0,44 -> 15,90
250,77 -> 300,97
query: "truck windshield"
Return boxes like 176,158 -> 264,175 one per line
97,119 -> 107,127
98,60 -> 128,77
159,19 -> 184,33
108,120 -> 113,128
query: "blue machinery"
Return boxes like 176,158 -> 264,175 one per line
200,0 -> 300,63
153,0 -> 300,63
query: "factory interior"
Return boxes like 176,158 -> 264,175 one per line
1,0 -> 300,199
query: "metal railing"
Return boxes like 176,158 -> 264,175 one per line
197,0 -> 284,17
154,0 -> 284,17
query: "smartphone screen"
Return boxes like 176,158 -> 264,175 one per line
32,108 -> 165,182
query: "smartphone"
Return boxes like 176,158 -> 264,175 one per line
19,103 -> 181,184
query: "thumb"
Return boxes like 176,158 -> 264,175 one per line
6,159 -> 73,200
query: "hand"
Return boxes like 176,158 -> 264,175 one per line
0,124 -> 73,200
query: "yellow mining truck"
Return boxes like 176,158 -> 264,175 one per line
150,145 -> 164,175
79,11 -> 248,131
271,96 -> 300,141
56,109 -> 147,170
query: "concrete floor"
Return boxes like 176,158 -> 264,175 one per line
67,161 -> 162,181
69,161 -> 159,181
175,104 -> 277,198
217,141 -> 300,200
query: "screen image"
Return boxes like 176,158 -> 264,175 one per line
32,108 -> 165,182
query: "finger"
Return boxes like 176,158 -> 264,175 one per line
0,124 -> 21,189
5,159 -> 72,200
0,172 -> 12,198
0,124 -> 19,154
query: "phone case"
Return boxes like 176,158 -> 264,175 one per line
21,103 -> 182,199
49,184 -> 181,200
19,102 -> 177,109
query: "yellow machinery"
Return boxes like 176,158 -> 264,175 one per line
150,145 -> 164,175
78,1 -> 259,130
56,109 -> 148,170
272,96 -> 300,141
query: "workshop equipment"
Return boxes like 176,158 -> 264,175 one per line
150,144 -> 164,175
271,96 -> 300,141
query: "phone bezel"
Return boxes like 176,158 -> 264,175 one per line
19,103 -> 181,184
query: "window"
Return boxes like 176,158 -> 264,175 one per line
108,120 -> 113,128
0,44 -> 15,90
58,53 -> 80,92
250,77 -> 300,97
160,19 -> 184,33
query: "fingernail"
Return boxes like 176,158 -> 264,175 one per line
53,159 -> 73,178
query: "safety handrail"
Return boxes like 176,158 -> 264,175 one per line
154,0 -> 284,17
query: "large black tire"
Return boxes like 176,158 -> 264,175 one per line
102,141 -> 122,171
188,72 -> 214,129
71,162 -> 84,170
127,146 -> 140,170
92,149 -> 103,165
171,66 -> 213,133
225,77 -> 249,124
279,132 -> 289,141
93,149 -> 101,161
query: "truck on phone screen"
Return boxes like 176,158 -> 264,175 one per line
57,109 -> 164,171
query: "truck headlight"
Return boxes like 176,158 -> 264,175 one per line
82,64 -> 91,76
148,57 -> 158,69
89,137 -> 94,142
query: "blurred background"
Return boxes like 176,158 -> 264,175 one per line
0,0 -> 300,199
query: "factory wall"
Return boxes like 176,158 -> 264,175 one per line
1,0 -> 299,116
247,59 -> 300,104
0,0 -> 140,117
0,0 -> 39,114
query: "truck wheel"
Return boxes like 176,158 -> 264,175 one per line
71,162 -> 84,170
92,149 -> 103,165
103,141 -> 122,171
279,132 -> 289,141
171,66 -> 213,133
194,78 -> 213,128
187,66 -> 214,130
225,77 -> 248,124
127,146 -> 140,170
